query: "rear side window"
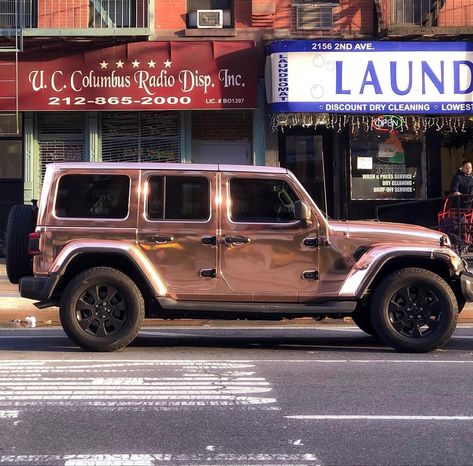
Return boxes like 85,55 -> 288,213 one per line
147,176 -> 210,220
55,174 -> 130,219
230,178 -> 299,223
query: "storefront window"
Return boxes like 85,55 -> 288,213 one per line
350,128 -> 426,201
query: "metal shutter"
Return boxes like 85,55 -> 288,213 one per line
102,112 -> 181,163
38,113 -> 85,184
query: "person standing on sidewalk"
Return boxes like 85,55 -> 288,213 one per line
450,160 -> 473,209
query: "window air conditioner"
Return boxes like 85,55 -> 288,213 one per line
196,10 -> 223,28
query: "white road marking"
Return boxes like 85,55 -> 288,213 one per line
0,410 -> 18,418
286,415 -> 473,421
0,361 -> 276,408
0,453 -> 321,465
1,359 -> 473,364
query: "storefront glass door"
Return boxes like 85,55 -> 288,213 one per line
279,133 -> 329,215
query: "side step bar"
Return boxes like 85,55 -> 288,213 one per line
158,298 -> 356,315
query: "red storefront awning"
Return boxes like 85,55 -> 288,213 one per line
0,41 -> 257,111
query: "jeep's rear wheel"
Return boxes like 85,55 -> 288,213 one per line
5,204 -> 37,284
60,267 -> 144,352
370,268 -> 458,353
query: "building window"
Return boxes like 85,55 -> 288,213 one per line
350,128 -> 426,201
101,112 -> 181,163
90,0 -> 138,28
187,0 -> 233,28
293,0 -> 339,30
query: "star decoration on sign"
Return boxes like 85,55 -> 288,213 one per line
163,59 -> 172,68
99,60 -> 108,69
131,60 -> 140,68
148,60 -> 156,69
116,60 -> 124,69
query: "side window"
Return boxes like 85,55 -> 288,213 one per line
55,174 -> 130,219
230,178 -> 299,223
147,176 -> 210,221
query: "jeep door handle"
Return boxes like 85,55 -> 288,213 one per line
224,236 -> 251,245
147,235 -> 174,244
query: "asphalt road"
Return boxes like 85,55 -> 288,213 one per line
1,325 -> 473,466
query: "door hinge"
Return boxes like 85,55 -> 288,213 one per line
200,268 -> 216,278
302,270 -> 319,280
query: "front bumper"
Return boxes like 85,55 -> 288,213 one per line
19,275 -> 60,302
461,271 -> 473,302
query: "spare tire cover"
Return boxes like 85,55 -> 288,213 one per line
5,205 -> 37,284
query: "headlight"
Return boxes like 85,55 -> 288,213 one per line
440,234 -> 451,248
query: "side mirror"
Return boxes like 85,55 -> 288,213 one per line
294,200 -> 312,227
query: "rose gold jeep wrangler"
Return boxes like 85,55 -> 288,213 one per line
5,163 -> 473,352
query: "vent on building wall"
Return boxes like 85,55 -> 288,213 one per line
294,3 -> 337,30
292,0 -> 339,4
197,9 -> 223,28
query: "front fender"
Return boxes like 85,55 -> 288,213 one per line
338,245 -> 463,299
50,240 -> 168,297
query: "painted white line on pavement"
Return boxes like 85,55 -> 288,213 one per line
0,362 -> 278,408
1,358 -> 473,364
0,410 -> 18,418
286,415 -> 473,421
0,453 -> 321,465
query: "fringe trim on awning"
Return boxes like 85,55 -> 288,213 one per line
271,113 -> 471,134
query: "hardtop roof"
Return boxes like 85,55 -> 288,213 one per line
47,162 -> 288,175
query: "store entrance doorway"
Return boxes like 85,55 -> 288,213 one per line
278,128 -> 333,217
439,129 -> 473,197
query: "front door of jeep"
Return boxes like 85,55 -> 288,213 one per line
137,171 -> 218,300
219,173 -> 320,301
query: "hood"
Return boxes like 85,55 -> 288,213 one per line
329,220 -> 444,244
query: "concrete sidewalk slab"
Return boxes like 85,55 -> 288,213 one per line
1,261 -> 473,326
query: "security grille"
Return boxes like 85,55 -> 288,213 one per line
102,112 -> 181,163
38,113 -> 85,184
296,5 -> 334,30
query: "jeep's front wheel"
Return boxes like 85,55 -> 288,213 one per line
351,305 -> 377,337
60,267 -> 144,352
370,268 -> 458,353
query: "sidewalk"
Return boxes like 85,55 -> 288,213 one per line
1,260 -> 473,326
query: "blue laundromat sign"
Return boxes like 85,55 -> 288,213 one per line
265,41 -> 473,114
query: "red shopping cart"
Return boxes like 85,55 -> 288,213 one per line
438,195 -> 473,254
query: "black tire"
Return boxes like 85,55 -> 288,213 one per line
60,267 -> 145,352
370,268 -> 458,353
5,204 -> 37,284
351,306 -> 378,337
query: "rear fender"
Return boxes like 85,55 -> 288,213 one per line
49,240 -> 167,297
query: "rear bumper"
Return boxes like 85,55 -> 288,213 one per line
19,275 -> 59,301
461,271 -> 473,302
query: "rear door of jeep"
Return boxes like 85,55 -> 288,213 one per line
137,167 -> 218,300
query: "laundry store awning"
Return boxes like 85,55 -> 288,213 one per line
0,41 -> 257,111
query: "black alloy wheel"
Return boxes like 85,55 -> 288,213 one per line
387,284 -> 442,338
370,268 -> 458,353
60,267 -> 144,352
76,283 -> 127,337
